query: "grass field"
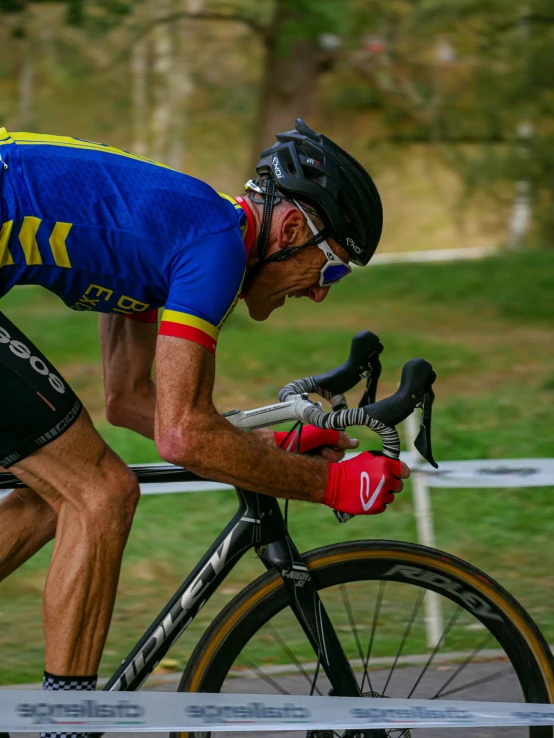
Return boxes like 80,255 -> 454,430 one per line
0,249 -> 553,684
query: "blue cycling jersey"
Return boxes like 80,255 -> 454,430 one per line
0,128 -> 253,354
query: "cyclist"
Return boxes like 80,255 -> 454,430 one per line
0,119 -> 408,731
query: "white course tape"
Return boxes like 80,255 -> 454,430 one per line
3,690 -> 554,732
407,457 -> 554,489
2,455 -> 553,499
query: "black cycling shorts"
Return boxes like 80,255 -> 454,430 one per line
0,310 -> 82,468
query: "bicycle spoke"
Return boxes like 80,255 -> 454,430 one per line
360,581 -> 385,693
382,588 -> 425,697
267,622 -> 324,695
339,582 -> 381,699
435,665 -> 514,699
242,659 -> 290,695
339,584 -> 366,664
406,605 -> 462,698
432,633 -> 493,699
310,652 -> 322,696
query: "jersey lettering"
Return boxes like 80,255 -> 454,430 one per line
113,295 -> 151,315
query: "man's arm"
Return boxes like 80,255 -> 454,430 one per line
155,335 -> 328,502
99,314 -> 157,438
99,313 -> 353,465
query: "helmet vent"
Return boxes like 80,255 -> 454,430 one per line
302,140 -> 323,160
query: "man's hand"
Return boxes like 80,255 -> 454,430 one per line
323,451 -> 410,515
273,425 -> 358,461
155,337 -> 401,510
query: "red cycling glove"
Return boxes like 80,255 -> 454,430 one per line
323,451 -> 403,515
274,425 -> 341,454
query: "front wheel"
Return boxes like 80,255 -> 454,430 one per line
175,540 -> 554,737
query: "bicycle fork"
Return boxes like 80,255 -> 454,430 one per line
257,535 -> 385,738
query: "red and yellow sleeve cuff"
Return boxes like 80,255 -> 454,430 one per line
159,309 -> 219,355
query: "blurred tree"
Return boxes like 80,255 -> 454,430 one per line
87,0 -> 261,165
0,0 -> 134,128
126,0 -> 206,167
167,0 -> 205,169
343,0 -> 554,244
252,0 -> 345,159
0,0 -> 40,128
131,3 -> 149,156
150,0 -> 174,161
114,0 -> 347,168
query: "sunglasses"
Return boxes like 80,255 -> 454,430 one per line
294,201 -> 352,287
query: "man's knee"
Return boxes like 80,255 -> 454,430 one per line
80,462 -> 140,535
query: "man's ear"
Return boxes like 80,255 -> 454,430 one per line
278,206 -> 307,250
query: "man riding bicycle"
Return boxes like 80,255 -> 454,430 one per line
0,118 -> 408,736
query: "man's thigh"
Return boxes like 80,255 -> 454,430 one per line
0,309 -> 82,468
0,309 -> 134,505
11,408 -> 136,513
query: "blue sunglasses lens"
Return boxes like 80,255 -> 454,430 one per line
321,263 -> 351,286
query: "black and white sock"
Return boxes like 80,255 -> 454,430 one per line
39,671 -> 98,738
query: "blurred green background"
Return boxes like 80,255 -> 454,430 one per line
0,0 -> 553,684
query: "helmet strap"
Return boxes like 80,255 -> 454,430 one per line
240,179 -> 277,294
264,227 -> 330,263
241,177 -> 329,291
256,177 -> 277,264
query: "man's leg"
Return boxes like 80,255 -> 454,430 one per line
0,485 -> 53,738
11,407 -> 140,675
0,482 -> 57,581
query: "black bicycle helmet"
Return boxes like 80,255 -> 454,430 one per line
253,118 -> 383,266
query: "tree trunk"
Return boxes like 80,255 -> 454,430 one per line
17,8 -> 35,130
132,35 -> 149,156
167,0 -> 201,170
251,0 -> 323,168
150,0 -> 175,163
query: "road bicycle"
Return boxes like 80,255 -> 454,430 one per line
1,330 -> 553,738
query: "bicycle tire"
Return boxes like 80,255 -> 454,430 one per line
174,540 -> 554,738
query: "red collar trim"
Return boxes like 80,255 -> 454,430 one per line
235,195 -> 256,259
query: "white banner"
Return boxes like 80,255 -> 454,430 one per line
4,690 -> 554,732
1,455 -> 553,499
407,457 -> 554,489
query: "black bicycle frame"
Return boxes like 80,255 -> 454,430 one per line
0,464 -> 363,700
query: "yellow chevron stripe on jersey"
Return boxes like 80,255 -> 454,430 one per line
19,216 -> 42,265
0,221 -> 14,266
7,131 -> 177,172
161,309 -> 219,340
49,221 -> 73,268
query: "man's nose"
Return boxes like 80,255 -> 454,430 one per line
308,285 -> 331,303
